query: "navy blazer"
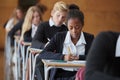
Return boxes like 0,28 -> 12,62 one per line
39,31 -> 94,60
8,19 -> 24,46
31,21 -> 68,49
39,31 -> 94,80
24,28 -> 32,42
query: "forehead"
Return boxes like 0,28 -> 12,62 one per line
16,9 -> 22,13
68,18 -> 81,24
33,11 -> 40,16
33,11 -> 39,14
53,10 -> 67,15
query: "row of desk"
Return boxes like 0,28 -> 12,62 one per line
42,59 -> 85,80
14,35 -> 86,80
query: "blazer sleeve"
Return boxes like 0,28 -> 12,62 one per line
8,19 -> 24,37
8,19 -> 24,46
38,33 -> 64,60
31,23 -> 47,49
85,32 -> 120,80
23,29 -> 32,42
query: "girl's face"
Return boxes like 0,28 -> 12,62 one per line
32,11 -> 41,26
67,18 -> 83,40
51,10 -> 67,26
16,9 -> 23,20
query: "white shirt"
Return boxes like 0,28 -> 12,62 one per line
5,18 -> 15,31
115,35 -> 120,57
62,31 -> 86,56
49,18 -> 55,27
31,24 -> 38,38
62,31 -> 86,71
49,18 -> 65,27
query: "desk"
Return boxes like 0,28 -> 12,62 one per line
23,42 -> 31,46
21,42 -> 31,80
42,59 -> 86,80
14,36 -> 31,80
14,35 -> 20,80
29,48 -> 43,80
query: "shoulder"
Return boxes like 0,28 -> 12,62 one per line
39,21 -> 49,27
56,31 -> 67,36
61,24 -> 68,30
53,31 -> 67,40
83,32 -> 94,37
83,32 -> 94,40
92,31 -> 119,46
96,31 -> 119,40
25,28 -> 32,33
37,21 -> 49,30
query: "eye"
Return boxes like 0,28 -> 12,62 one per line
75,26 -> 80,29
69,26 -> 73,30
56,14 -> 60,17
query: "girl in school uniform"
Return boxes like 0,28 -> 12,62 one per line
31,1 -> 68,49
19,6 -> 42,80
39,9 -> 94,80
5,6 -> 24,33
20,6 -> 42,43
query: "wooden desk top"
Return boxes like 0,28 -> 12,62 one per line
22,42 -> 31,46
14,35 -> 31,46
29,48 -> 43,53
42,59 -> 85,67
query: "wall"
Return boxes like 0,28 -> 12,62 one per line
0,0 -> 120,49
40,0 -> 120,35
0,0 -> 17,49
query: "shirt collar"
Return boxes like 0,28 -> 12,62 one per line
32,24 -> 38,28
64,31 -> 86,46
76,32 -> 86,46
49,18 -> 55,27
49,17 -> 66,27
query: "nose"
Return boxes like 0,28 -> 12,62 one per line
72,28 -> 77,33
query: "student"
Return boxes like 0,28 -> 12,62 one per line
85,31 -> 120,80
39,9 -> 94,80
32,1 -> 68,80
18,6 -> 42,80
8,5 -> 40,46
5,6 -> 24,33
31,1 -> 68,49
8,7 -> 26,47
20,6 -> 42,43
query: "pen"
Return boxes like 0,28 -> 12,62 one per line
67,46 -> 72,55
47,38 -> 50,41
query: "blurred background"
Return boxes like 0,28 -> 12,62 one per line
0,0 -> 120,80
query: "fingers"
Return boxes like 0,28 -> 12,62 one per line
64,54 -> 78,61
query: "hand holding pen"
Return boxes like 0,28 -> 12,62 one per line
64,46 -> 79,61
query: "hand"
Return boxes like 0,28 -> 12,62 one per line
19,40 -> 24,45
72,55 -> 79,60
64,54 -> 75,61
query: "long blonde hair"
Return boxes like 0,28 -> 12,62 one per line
20,6 -> 42,41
